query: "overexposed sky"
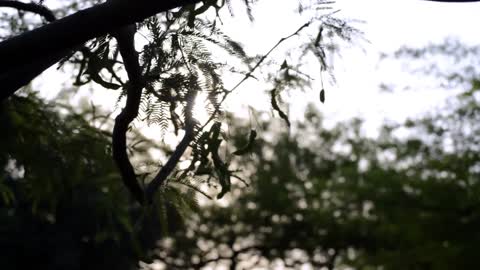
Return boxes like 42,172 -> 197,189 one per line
217,0 -> 480,135
326,0 -> 480,132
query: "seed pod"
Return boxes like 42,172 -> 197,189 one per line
232,129 -> 257,156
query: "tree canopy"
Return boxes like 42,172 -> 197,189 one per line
0,0 -> 362,204
0,0 -> 355,267
2,0 -> 480,269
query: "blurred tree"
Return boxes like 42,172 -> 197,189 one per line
149,39 -> 480,269
152,92 -> 480,269
4,81 -> 479,269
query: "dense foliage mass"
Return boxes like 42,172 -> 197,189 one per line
0,93 -> 200,269
2,82 -> 480,269
153,86 -> 480,269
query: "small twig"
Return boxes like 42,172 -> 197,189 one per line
0,0 -> 56,22
229,22 -> 311,94
172,179 -> 213,199
200,21 -> 311,131
231,174 -> 249,187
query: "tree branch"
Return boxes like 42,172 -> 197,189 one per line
0,0 -> 56,22
200,21 -> 311,131
112,23 -> 198,204
0,48 -> 71,100
112,24 -> 145,204
0,0 -> 202,100
0,1 -> 60,100
0,0 -> 202,204
145,90 -> 197,203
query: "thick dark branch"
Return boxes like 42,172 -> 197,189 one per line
145,92 -> 196,202
0,48 -> 70,99
0,0 -> 59,100
0,0 -> 202,100
0,0 -> 201,70
0,0 -> 56,22
112,24 -> 145,204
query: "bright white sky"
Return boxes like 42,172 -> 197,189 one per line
328,0 -> 480,131
217,0 -> 480,135
34,0 -> 480,138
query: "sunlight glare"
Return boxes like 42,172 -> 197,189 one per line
192,92 -> 211,124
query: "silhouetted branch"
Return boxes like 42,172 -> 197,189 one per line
0,0 -> 60,100
112,24 -> 145,204
0,0 -> 203,100
200,21 -> 311,130
0,48 -> 70,100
